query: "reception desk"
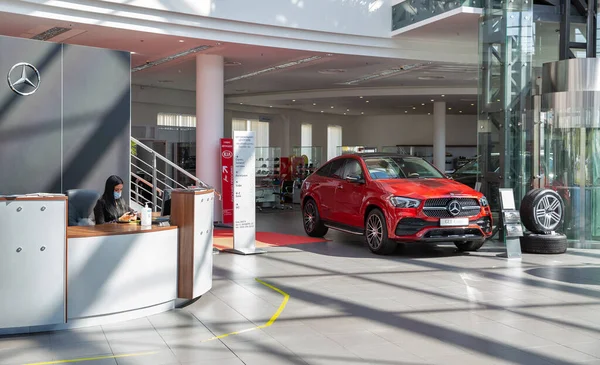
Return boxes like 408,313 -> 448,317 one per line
0,191 -> 214,335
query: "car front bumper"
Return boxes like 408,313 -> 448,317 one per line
388,215 -> 493,243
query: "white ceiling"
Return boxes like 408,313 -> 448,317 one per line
0,11 -> 481,115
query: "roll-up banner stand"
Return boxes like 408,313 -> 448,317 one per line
225,131 -> 265,255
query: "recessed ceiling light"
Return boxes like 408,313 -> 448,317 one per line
239,102 -> 243,105
321,111 -> 324,113
318,69 -> 346,74
313,103 -> 317,106
448,107 -> 452,110
428,113 -> 431,115
431,99 -> 434,102
366,100 -> 370,103
361,112 -> 364,114
412,107 -> 416,110
179,40 -> 184,42
330,106 -> 334,108
344,113 -> 347,115
225,61 -> 242,66
337,63 -> 426,85
216,42 -> 222,46
359,96 -> 363,99
269,106 -> 273,108
460,111 -> 463,113
441,94 -> 445,97
418,76 -> 445,80
130,51 -> 137,54
421,103 -> 425,106
346,109 -> 350,112
405,111 -> 408,113
225,56 -> 322,82
471,103 -> 475,106
292,99 -> 296,102
132,45 -> 212,72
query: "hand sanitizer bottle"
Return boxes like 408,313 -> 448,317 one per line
141,203 -> 152,227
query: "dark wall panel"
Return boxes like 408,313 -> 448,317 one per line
0,37 -> 63,195
62,44 -> 131,196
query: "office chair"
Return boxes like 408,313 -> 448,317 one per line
66,189 -> 101,226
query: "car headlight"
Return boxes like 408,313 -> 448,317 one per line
390,196 -> 421,208
480,196 -> 489,207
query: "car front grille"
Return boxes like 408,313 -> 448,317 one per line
422,198 -> 480,218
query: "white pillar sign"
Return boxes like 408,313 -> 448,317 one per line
227,131 -> 265,255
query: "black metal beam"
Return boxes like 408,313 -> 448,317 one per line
587,0 -> 597,57
559,0 -> 572,60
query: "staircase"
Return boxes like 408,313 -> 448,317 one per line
130,137 -> 215,212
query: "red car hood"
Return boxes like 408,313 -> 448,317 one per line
376,178 -> 482,200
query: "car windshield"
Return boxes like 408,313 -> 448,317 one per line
363,156 -> 444,179
454,160 -> 479,175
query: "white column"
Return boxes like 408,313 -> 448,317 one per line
433,101 -> 446,172
196,54 -> 224,220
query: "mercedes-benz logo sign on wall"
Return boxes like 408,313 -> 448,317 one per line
7,62 -> 41,96
447,200 -> 461,217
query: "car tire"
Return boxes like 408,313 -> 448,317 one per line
303,199 -> 328,237
365,209 -> 397,255
520,189 -> 564,234
520,233 -> 567,254
454,241 -> 485,252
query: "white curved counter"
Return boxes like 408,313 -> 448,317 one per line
0,190 -> 214,335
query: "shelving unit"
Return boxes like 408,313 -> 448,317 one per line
255,147 -> 281,207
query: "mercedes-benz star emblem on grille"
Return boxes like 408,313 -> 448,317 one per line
7,62 -> 41,96
447,200 -> 461,217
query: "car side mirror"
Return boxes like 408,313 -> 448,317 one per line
345,175 -> 364,184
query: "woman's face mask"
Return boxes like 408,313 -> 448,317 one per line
113,191 -> 122,200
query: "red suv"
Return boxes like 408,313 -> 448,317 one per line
301,153 -> 493,254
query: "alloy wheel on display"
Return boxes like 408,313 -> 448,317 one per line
366,214 -> 383,250
534,194 -> 563,231
304,202 -> 316,233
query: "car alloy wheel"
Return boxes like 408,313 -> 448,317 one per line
366,214 -> 384,250
534,194 -> 563,231
304,201 -> 317,233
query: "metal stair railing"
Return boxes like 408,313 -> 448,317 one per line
130,137 -> 217,212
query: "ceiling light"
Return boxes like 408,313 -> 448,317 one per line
412,107 -> 416,110
179,40 -> 184,43
225,61 -> 242,66
361,112 -> 364,114
31,27 -> 71,41
132,45 -> 212,72
346,109 -> 350,112
330,106 -> 334,108
471,103 -> 475,106
269,105 -> 273,108
441,94 -> 445,97
405,111 -> 408,113
239,103 -> 243,105
225,56 -> 322,82
344,113 -> 347,115
428,113 -> 431,115
313,103 -> 317,106
318,69 -> 346,74
337,63 -> 426,85
130,51 -> 137,54
292,99 -> 296,102
431,99 -> 434,102
321,111 -> 324,113
460,111 -> 463,113
418,76 -> 445,80
366,100 -> 370,103
448,107 -> 452,110
326,53 -> 334,56
421,103 -> 425,106
359,96 -> 363,99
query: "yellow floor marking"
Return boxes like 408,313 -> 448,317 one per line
24,351 -> 158,365
23,278 -> 289,364
199,278 -> 290,342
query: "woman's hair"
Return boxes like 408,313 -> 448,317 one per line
101,175 -> 125,219
102,175 -> 124,202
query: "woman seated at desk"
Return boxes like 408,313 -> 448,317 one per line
94,175 -> 136,224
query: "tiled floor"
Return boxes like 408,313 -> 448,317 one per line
3,210 -> 600,364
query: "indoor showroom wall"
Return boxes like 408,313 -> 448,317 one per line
345,114 -> 478,147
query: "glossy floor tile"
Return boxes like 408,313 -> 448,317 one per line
2,210 -> 600,364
